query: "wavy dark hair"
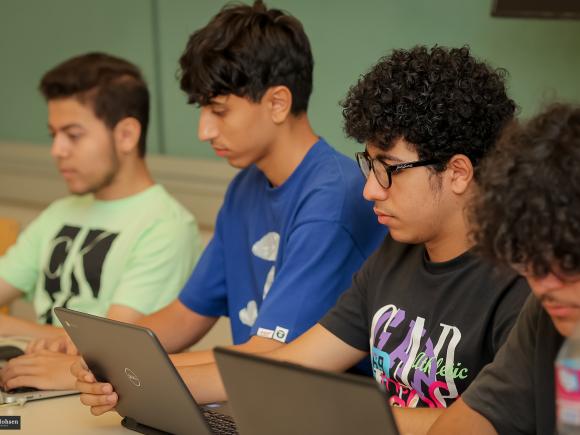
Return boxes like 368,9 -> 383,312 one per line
342,45 -> 516,175
178,0 -> 313,114
39,52 -> 149,157
471,103 -> 580,277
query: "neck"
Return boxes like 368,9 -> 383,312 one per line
94,157 -> 154,200
256,114 -> 319,187
424,200 -> 473,263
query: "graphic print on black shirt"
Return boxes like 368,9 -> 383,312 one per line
41,225 -> 118,323
371,303 -> 466,408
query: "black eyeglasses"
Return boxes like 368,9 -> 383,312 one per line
355,152 -> 438,189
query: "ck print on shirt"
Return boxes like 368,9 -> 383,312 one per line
370,304 -> 469,408
41,225 -> 118,324
238,231 -> 280,327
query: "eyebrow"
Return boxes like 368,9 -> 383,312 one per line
369,150 -> 405,164
48,123 -> 84,132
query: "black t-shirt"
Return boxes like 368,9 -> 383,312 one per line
319,235 -> 530,408
463,295 -> 563,434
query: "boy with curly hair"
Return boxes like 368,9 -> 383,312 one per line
75,45 -> 530,433
430,104 -> 580,434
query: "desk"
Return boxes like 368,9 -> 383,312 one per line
0,395 -> 130,434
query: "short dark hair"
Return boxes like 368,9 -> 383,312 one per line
39,52 -> 149,157
178,0 -> 313,114
341,45 -> 516,175
471,103 -> 580,277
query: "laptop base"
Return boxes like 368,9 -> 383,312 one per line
121,417 -> 170,435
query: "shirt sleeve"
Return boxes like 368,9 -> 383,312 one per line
178,208 -> 228,318
249,220 -> 368,343
111,218 -> 201,314
0,213 -> 46,296
488,275 -> 532,353
317,244 -> 377,351
462,294 -> 539,434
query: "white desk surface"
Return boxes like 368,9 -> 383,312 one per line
0,395 -> 131,434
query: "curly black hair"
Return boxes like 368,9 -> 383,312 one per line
341,45 -> 516,174
471,103 -> 580,277
178,0 -> 313,114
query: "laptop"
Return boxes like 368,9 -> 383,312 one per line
0,336 -> 78,405
214,347 -> 400,435
54,307 -> 237,435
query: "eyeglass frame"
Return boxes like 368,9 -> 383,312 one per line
355,151 -> 439,189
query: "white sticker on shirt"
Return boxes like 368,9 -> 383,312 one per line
262,266 -> 276,299
252,232 -> 280,300
239,300 -> 258,327
251,232 -> 280,261
257,327 -> 275,339
273,326 -> 290,343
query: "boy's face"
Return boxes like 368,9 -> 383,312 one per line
48,98 -> 119,197
525,271 -> 580,337
363,139 -> 455,245
197,94 -> 276,169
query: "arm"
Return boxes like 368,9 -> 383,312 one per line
72,323 -> 366,414
137,299 -> 218,354
0,277 -> 22,307
26,303 -> 148,354
428,398 -> 497,435
0,277 -> 59,338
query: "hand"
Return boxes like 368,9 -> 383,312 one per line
26,335 -> 78,355
0,350 -> 80,390
71,358 -> 118,416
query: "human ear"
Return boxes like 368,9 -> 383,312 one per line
265,86 -> 292,124
113,117 -> 141,154
446,154 -> 474,194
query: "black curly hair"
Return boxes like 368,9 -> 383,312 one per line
471,103 -> 580,277
341,45 -> 516,175
178,0 -> 313,114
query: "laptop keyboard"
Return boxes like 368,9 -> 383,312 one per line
202,409 -> 238,435
1,386 -> 38,394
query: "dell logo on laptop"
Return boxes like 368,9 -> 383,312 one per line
124,368 -> 141,387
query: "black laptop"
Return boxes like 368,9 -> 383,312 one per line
54,307 -> 237,435
214,347 -> 400,435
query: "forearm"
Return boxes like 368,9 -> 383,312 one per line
170,336 -> 285,368
0,315 -> 66,339
178,362 -> 227,404
170,349 -> 215,367
393,407 -> 443,435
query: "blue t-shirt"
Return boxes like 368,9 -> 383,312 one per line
179,138 -> 386,345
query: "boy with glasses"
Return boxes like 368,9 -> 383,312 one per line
74,45 -> 529,433
429,104 -> 580,435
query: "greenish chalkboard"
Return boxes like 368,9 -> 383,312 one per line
1,0 -> 580,159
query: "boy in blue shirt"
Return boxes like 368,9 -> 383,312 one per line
72,0 -> 384,408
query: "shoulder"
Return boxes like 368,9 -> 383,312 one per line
140,185 -> 195,225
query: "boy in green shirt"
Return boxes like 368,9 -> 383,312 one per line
0,53 -> 201,389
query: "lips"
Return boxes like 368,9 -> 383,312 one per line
211,146 -> 230,157
59,168 -> 76,178
373,208 -> 395,226
543,303 -> 579,318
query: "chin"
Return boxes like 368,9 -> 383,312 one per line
552,319 -> 580,337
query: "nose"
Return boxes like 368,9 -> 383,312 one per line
363,171 -> 388,202
50,134 -> 70,159
530,273 -> 565,297
197,107 -> 218,142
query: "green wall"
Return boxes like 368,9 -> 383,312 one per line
1,0 -> 580,159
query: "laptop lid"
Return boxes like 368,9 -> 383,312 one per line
54,307 -> 234,435
214,347 -> 400,435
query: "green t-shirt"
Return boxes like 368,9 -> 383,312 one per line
0,184 -> 201,325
